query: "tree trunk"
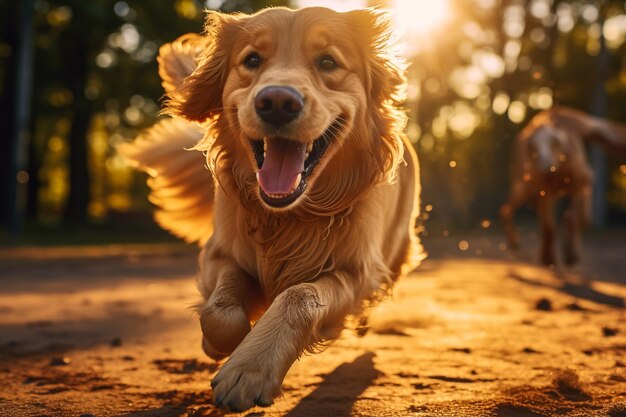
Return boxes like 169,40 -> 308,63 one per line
6,0 -> 34,237
64,69 -> 92,226
25,119 -> 41,221
62,16 -> 93,226
0,1 -> 18,228
589,6 -> 609,227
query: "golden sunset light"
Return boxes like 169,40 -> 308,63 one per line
392,0 -> 450,51
2,0 -> 626,416
297,0 -> 367,12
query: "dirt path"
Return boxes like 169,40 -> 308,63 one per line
1,233 -> 625,416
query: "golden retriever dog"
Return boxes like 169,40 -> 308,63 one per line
500,106 -> 626,266
121,7 -> 423,411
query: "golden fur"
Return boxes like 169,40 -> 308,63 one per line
121,7 -> 423,412
500,106 -> 626,266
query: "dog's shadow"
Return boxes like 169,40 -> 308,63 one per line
284,351 -> 380,417
507,269 -> 625,308
114,352 -> 380,417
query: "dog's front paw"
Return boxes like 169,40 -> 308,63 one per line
211,360 -> 281,412
202,337 -> 228,361
200,302 -> 250,358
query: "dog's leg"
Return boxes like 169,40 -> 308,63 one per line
211,274 -> 357,412
500,182 -> 526,250
197,246 -> 264,360
563,196 -> 579,266
580,184 -> 593,228
537,193 -> 556,266
563,187 -> 590,265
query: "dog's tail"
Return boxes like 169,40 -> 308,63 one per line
552,107 -> 626,154
585,115 -> 626,154
118,118 -> 214,245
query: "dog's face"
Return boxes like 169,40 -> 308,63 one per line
226,9 -> 365,209
164,7 -> 406,211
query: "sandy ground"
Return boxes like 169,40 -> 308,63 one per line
1,231 -> 626,417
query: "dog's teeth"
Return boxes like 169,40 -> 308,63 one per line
305,152 -> 309,159
264,142 -> 267,152
292,173 -> 302,191
256,172 -> 260,183
263,176 -> 302,199
307,143 -> 313,153
264,151 -> 266,158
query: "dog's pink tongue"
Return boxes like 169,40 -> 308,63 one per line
258,138 -> 305,195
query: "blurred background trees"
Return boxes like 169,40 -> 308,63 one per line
0,0 -> 289,242
398,0 -> 626,233
0,0 -> 624,243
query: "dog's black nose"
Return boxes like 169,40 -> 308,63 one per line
255,86 -> 303,126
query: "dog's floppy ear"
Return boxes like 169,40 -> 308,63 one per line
158,33 -> 209,97
345,9 -> 407,107
165,12 -> 241,122
346,9 -> 408,181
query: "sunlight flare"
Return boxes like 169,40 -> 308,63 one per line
392,0 -> 450,50
297,0 -> 367,12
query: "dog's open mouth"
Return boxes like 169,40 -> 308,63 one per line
250,120 -> 341,208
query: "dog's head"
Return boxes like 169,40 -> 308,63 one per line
162,7 -> 407,212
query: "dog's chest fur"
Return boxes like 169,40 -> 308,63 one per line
217,194 -> 381,301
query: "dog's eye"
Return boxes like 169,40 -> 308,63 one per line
243,52 -> 262,69
317,55 -> 338,71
